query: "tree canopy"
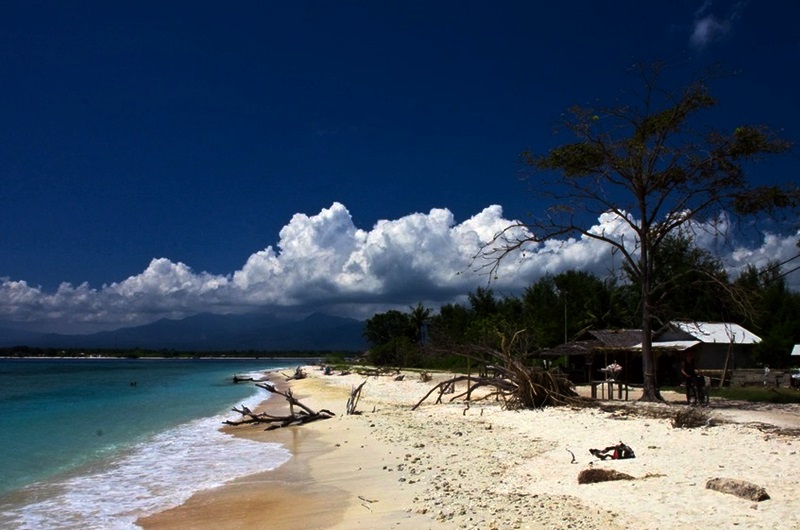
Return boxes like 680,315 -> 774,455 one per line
480,64 -> 798,400
365,261 -> 800,374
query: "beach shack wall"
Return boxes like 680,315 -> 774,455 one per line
540,339 -> 601,384
654,321 -> 761,371
544,322 -> 763,387
540,329 -> 643,384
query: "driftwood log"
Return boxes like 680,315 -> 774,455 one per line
412,364 -> 579,411
413,375 -> 510,410
356,367 -> 400,377
283,366 -> 307,381
577,468 -> 635,484
415,330 -> 581,410
347,380 -> 367,415
706,478 -> 770,501
224,382 -> 334,430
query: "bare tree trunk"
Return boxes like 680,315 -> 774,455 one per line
640,309 -> 660,401
719,339 -> 733,388
640,254 -> 662,402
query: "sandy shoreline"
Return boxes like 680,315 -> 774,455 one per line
140,367 -> 800,529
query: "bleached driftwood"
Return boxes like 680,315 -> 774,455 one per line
224,382 -> 334,430
283,366 -> 307,381
415,330 -> 581,411
412,365 -> 579,411
346,380 -> 367,415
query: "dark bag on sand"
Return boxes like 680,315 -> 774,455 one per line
590,442 -> 635,460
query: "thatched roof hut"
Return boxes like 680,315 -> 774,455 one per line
541,329 -> 642,384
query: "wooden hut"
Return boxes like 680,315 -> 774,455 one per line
541,329 -> 642,384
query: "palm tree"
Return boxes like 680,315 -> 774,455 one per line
409,303 -> 432,345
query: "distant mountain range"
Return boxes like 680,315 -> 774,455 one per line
0,313 -> 366,351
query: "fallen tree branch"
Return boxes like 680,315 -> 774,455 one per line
347,380 -> 367,415
414,332 -> 583,411
282,366 -> 307,381
412,369 -> 580,411
356,367 -> 400,377
224,382 -> 334,430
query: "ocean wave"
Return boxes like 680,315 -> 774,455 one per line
0,387 -> 291,530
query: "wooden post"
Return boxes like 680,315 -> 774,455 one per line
719,341 -> 733,389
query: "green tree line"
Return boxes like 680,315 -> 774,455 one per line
364,234 -> 800,370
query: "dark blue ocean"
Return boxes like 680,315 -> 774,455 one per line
0,358 -> 304,529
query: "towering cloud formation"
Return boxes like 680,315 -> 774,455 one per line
1,202 -> 797,333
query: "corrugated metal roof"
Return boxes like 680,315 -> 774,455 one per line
670,321 -> 761,344
631,340 -> 701,351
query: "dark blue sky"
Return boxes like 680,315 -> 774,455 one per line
1,1 -> 799,332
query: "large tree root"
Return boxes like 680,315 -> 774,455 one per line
224,382 -> 334,430
415,332 -> 583,410
411,375 -> 514,410
412,371 -> 579,411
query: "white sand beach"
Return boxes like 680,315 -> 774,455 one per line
140,367 -> 800,529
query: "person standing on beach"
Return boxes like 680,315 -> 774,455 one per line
681,351 -> 697,401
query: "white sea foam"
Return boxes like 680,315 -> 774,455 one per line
0,387 -> 290,530
237,370 -> 272,382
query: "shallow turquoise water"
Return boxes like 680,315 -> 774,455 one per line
0,358 -> 302,529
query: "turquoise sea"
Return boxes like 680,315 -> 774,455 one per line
0,358 -> 304,529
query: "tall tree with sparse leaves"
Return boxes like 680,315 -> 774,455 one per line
481,64 -> 797,401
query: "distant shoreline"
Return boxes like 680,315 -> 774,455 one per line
0,355 -> 326,360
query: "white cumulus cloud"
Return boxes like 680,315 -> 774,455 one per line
0,202 -> 797,334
